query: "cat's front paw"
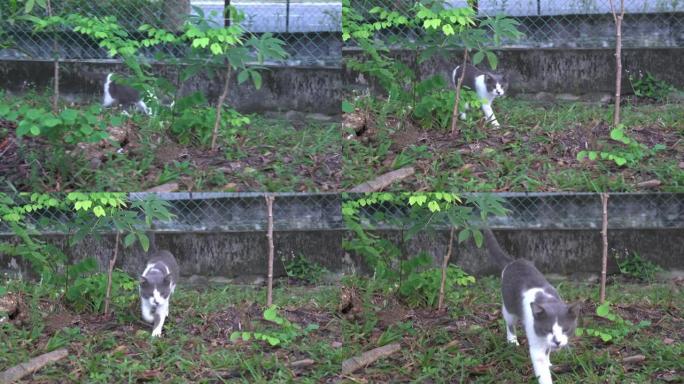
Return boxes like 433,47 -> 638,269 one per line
151,328 -> 162,337
507,336 -> 520,346
491,120 -> 501,128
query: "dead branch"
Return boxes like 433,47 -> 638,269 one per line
104,231 -> 121,316
349,167 -> 415,192
341,343 -> 401,375
450,48 -> 469,136
144,182 -> 180,193
211,63 -> 232,151
622,354 -> 646,364
438,226 -> 455,311
0,348 -> 69,383
265,194 -> 275,306
289,359 -> 315,369
608,0 -> 625,127
599,193 -> 609,304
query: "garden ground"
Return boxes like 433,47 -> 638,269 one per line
343,96 -> 684,192
0,92 -> 341,192
1,275 -> 682,383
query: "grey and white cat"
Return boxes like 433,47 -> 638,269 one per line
103,73 -> 152,115
139,247 -> 179,337
452,63 -> 508,128
483,228 -> 579,384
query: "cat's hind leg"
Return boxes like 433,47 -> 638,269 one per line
502,305 -> 519,346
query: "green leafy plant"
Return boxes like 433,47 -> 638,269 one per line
577,124 -> 665,167
615,251 -> 662,282
400,263 -> 475,308
342,192 -> 507,308
628,71 -> 674,102
576,301 -> 651,343
282,254 -> 328,285
64,261 -> 138,314
230,305 -> 319,347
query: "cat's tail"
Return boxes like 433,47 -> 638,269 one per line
482,228 -> 513,269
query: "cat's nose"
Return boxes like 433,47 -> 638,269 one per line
552,337 -> 561,346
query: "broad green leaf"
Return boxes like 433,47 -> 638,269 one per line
250,71 -> 262,90
342,100 -> 355,113
472,51 -> 485,65
263,305 -> 278,321
596,302 -> 611,317
124,233 -> 136,247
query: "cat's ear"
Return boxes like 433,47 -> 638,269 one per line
567,302 -> 581,319
530,302 -> 545,317
139,276 -> 148,285
163,274 -> 172,284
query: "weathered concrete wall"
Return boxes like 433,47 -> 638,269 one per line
0,229 -> 351,282
2,228 -> 682,281
371,228 -> 684,277
343,47 -> 684,95
0,60 -> 342,114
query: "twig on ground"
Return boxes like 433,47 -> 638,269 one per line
350,167 -> 415,192
341,343 -> 401,375
289,359 -> 315,369
0,348 -> 69,383
599,193 -> 609,303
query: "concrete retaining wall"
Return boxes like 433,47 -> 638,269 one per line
343,47 -> 684,95
0,60 -> 342,114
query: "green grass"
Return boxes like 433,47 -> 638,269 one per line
0,92 -> 341,192
2,276 -> 681,383
343,98 -> 684,192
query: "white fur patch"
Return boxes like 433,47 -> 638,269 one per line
551,322 -> 568,348
103,73 -> 114,107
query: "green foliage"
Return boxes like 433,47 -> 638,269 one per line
64,258 -> 137,314
0,193 -> 174,316
282,254 -> 328,285
343,0 -> 522,130
169,99 -> 250,147
399,263 -> 475,308
577,125 -> 665,167
628,71 -> 675,102
230,305 -> 319,347
576,301 -> 651,343
616,251 -> 662,282
342,192 -> 506,308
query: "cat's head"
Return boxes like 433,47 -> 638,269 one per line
485,73 -> 508,97
139,273 -> 173,308
531,301 -> 580,350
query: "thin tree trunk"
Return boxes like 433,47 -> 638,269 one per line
609,0 -> 625,127
450,48 -> 469,136
438,226 -> 455,311
265,194 -> 275,306
104,231 -> 121,317
46,0 -> 59,114
211,63 -> 232,151
599,193 -> 609,304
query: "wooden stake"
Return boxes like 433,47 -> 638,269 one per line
46,0 -> 59,114
104,231 -> 120,317
438,226 -> 455,311
211,63 -> 232,151
599,193 -> 609,304
265,194 -> 275,306
450,49 -> 469,136
609,0 -> 625,127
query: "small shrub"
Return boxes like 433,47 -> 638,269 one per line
399,264 -> 475,308
577,124 -> 665,167
230,305 -> 318,347
282,254 -> 328,284
576,301 -> 650,343
616,251 -> 662,282
64,258 -> 138,314
628,71 -> 674,102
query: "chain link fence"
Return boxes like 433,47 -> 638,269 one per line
0,0 -> 341,66
347,0 -> 684,48
0,193 -> 343,235
348,193 -> 684,230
